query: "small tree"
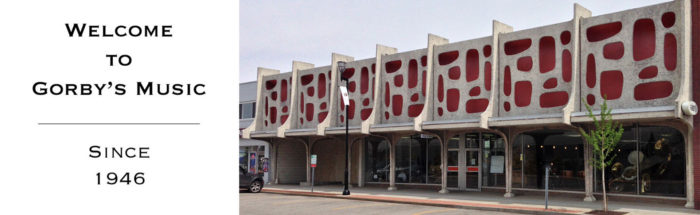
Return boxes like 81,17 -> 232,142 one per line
579,98 -> 623,212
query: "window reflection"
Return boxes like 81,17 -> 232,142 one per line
395,134 -> 441,184
364,138 -> 390,182
595,126 -> 685,197
364,135 -> 441,184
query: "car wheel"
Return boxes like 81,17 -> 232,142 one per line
249,180 -> 262,193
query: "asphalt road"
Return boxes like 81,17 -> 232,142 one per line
240,192 -> 521,215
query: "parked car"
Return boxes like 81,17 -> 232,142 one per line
240,166 -> 264,193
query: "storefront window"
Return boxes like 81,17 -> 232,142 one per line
239,150 -> 249,169
239,146 -> 266,174
394,134 -> 441,184
514,130 -> 585,191
482,133 -> 505,187
364,138 -> 390,182
395,137 -> 416,183
596,126 -> 637,194
511,136 -> 523,188
427,139 -> 442,184
595,125 -> 685,197
521,135 -> 538,189
639,126 -> 685,196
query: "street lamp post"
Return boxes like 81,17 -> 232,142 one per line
338,61 -> 350,196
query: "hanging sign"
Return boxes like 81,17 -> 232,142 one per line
339,86 -> 349,106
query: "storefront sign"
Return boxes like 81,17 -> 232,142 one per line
467,166 -> 479,172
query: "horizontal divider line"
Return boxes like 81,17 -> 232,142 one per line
38,123 -> 200,125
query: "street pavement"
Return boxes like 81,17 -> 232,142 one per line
240,192 -> 521,215
257,184 -> 699,215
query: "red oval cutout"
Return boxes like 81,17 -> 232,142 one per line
603,42 -> 624,60
438,50 -> 459,65
539,36 -> 556,73
504,38 -> 531,55
587,22 -> 622,42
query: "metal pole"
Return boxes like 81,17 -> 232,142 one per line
545,165 -> 550,210
342,102 -> 350,195
341,62 -> 350,196
311,167 -> 315,192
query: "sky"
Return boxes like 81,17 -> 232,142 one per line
239,0 -> 670,83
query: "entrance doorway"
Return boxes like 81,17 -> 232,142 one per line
447,133 -> 481,191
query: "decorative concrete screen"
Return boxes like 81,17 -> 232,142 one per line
297,66 -> 332,129
336,58 -> 376,127
498,21 -> 575,117
432,36 -> 493,121
260,73 -> 292,131
580,1 -> 685,110
379,49 -> 428,124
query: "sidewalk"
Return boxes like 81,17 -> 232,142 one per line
261,184 -> 697,215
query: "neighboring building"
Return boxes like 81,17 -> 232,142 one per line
239,81 -> 270,183
243,0 -> 700,209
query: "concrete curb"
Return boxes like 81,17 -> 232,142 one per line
262,188 -> 586,215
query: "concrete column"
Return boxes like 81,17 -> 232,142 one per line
414,34 -> 448,131
319,54 -> 354,136
504,130 -> 514,198
388,135 -> 397,191
686,125 -> 695,208
583,129 -> 596,202
271,141 -> 279,184
361,45 -> 397,134
439,132 -> 449,194
358,138 -> 365,187
302,139 -> 312,186
689,0 -> 698,209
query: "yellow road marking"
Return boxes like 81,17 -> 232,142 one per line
411,208 -> 457,215
332,203 -> 388,210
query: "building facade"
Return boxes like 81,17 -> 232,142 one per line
243,0 -> 700,208
239,81 -> 271,183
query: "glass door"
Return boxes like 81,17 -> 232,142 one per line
446,136 -> 460,188
446,133 -> 482,191
465,134 -> 481,190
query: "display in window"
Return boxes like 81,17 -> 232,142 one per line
597,126 -> 685,197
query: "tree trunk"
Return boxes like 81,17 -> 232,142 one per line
601,139 -> 608,212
